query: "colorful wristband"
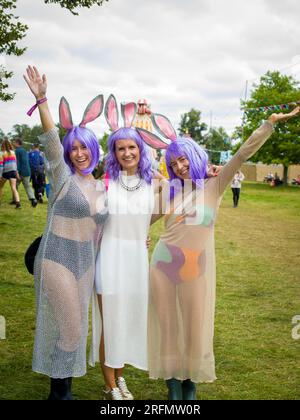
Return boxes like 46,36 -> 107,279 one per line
27,97 -> 47,116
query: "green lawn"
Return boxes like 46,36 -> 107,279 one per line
0,182 -> 299,400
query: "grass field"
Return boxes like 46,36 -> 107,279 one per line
0,182 -> 299,400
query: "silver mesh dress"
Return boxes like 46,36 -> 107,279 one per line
32,128 -> 108,378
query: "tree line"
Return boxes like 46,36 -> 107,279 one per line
1,2 -> 299,182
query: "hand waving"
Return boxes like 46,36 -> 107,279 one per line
268,106 -> 300,124
207,164 -> 222,178
23,66 -> 47,100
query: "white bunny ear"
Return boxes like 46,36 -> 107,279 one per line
59,97 -> 74,130
121,102 -> 137,127
136,127 -> 170,150
151,113 -> 177,141
105,94 -> 119,131
79,95 -> 104,127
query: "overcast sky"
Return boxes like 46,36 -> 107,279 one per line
1,0 -> 300,137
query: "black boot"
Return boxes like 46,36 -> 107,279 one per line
30,198 -> 38,207
48,377 -> 74,400
165,378 -> 183,400
182,379 -> 197,400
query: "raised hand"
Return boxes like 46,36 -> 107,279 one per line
268,106 -> 300,124
207,164 -> 222,178
23,66 -> 47,100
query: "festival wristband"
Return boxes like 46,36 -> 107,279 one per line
27,97 -> 47,116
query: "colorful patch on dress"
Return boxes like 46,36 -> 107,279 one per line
151,240 -> 172,267
186,205 -> 215,227
152,242 -> 205,285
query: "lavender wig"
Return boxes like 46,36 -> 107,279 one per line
63,126 -> 100,175
165,136 -> 208,199
105,127 -> 153,184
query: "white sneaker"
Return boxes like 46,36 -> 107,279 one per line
117,377 -> 134,400
102,387 -> 123,400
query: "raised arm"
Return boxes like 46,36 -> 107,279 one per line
23,65 -> 69,199
24,66 -> 54,133
217,107 -> 300,196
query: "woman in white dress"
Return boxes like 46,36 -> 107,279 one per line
92,95 -> 156,400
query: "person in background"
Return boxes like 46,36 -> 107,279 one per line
28,143 -> 46,203
274,172 -> 283,186
132,98 -> 158,167
14,138 -> 38,207
231,170 -> 245,208
0,138 -> 21,209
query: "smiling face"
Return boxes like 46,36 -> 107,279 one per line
115,139 -> 140,175
69,139 -> 92,174
170,155 -> 190,180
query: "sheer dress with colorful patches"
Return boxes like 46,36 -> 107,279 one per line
148,121 -> 274,383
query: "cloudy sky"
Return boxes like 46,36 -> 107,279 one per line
1,0 -> 300,137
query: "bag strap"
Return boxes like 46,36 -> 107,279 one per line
104,171 -> 109,191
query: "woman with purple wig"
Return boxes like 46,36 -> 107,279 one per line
24,66 -> 108,400
90,95 -> 157,400
136,108 -> 299,400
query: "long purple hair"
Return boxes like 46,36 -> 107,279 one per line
165,136 -> 208,199
105,127 -> 153,184
63,126 -> 100,175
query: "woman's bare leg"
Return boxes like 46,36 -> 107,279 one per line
150,267 -> 179,376
9,178 -> 20,203
42,260 -> 82,352
97,294 -> 117,390
0,178 -> 6,202
115,368 -> 124,379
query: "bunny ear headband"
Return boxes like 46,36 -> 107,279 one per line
104,95 -> 177,150
59,95 -> 104,130
105,94 -> 137,131
135,113 -> 177,150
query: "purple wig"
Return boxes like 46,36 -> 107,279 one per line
105,127 -> 153,184
165,136 -> 208,199
63,126 -> 100,175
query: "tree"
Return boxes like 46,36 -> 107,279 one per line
44,0 -> 108,15
178,108 -> 207,145
0,0 -> 109,101
204,126 -> 231,164
100,132 -> 109,155
0,1 -> 28,101
10,123 -> 31,140
9,123 -> 45,148
236,71 -> 300,184
56,123 -> 67,141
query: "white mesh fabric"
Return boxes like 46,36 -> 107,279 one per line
33,128 -> 108,378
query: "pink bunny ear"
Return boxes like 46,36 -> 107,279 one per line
136,127 -> 170,150
105,94 -> 119,131
59,97 -> 74,130
79,95 -> 104,127
121,102 -> 137,128
151,113 -> 177,141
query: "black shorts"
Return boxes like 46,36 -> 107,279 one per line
2,171 -> 17,180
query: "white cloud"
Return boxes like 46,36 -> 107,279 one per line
1,0 -> 300,137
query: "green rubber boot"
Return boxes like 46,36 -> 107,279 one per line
182,379 -> 197,400
165,378 -> 183,400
